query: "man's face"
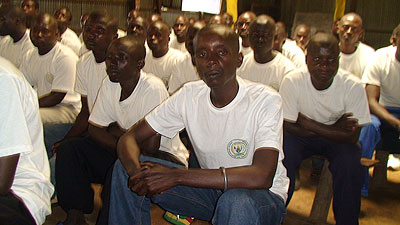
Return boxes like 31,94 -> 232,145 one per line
236,14 -> 253,39
185,26 -> 198,55
21,0 -> 37,16
307,45 -> 339,90
273,27 -> 286,51
127,17 -> 147,39
147,22 -> 169,52
338,16 -> 362,46
173,16 -> 188,39
105,40 -> 141,83
249,22 -> 275,52
222,13 -> 233,27
54,8 -> 70,31
194,32 -> 240,88
294,27 -> 310,50
83,15 -> 115,54
0,11 -> 13,36
30,15 -> 58,51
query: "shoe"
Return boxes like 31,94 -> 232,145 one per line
164,211 -> 195,225
387,154 -> 400,171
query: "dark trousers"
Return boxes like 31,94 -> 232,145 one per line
283,135 -> 363,225
0,192 -> 35,225
56,136 -> 117,214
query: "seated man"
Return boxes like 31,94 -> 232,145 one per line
105,24 -> 289,225
20,13 -> 80,156
274,22 -> 306,68
54,7 -> 82,55
0,56 -> 53,225
52,9 -> 118,150
143,20 -> 185,87
0,4 -> 35,68
292,24 -> 311,52
337,13 -> 375,78
237,15 -> 295,91
280,33 -> 370,225
235,11 -> 256,56
168,20 -> 205,94
360,24 -> 400,192
170,15 -> 189,53
56,36 -> 188,225
20,0 -> 38,29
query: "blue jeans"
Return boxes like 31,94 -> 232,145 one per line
283,135 -> 363,225
108,157 -> 286,225
43,123 -> 74,158
359,107 -> 400,196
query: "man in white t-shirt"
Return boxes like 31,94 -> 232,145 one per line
274,22 -> 306,68
280,33 -> 370,225
56,36 -> 188,225
54,7 -> 81,55
52,9 -> 118,152
170,15 -> 189,53
21,0 -> 38,29
0,5 -> 35,68
105,24 -> 288,225
168,21 -> 205,94
359,24 -> 400,194
235,11 -> 256,56
0,56 -> 53,225
20,13 -> 80,157
237,15 -> 295,91
337,13 -> 375,78
143,21 -> 185,87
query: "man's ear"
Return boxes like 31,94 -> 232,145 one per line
236,52 -> 243,68
137,58 -> 145,70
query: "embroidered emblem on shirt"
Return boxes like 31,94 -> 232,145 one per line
46,72 -> 54,84
227,139 -> 249,159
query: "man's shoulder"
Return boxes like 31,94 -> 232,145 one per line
77,51 -> 96,66
53,43 -> 79,62
359,42 -> 375,53
0,57 -> 25,81
140,71 -> 168,92
335,69 -> 364,88
274,52 -> 296,69
167,48 -> 185,60
239,77 -> 281,102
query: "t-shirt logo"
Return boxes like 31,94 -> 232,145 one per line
46,72 -> 54,84
227,139 -> 249,159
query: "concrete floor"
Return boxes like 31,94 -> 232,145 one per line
44,159 -> 400,225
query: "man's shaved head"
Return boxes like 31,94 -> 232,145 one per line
307,33 -> 339,57
194,24 -> 239,54
209,15 -> 224,25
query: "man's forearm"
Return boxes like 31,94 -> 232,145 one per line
370,101 -> 400,130
39,92 -> 66,107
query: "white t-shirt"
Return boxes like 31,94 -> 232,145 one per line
89,72 -> 188,165
168,52 -> 199,93
20,42 -> 81,111
280,68 -> 371,126
118,29 -> 127,38
362,46 -> 400,107
78,43 -> 90,57
0,57 -> 53,225
237,51 -> 296,91
143,48 -> 185,86
339,42 -> 375,79
60,27 -> 82,56
145,76 -> 289,202
240,45 -> 253,56
0,30 -> 35,68
282,40 -> 306,68
75,51 -> 107,112
170,36 -> 188,53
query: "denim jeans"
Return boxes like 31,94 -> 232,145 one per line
108,157 -> 286,225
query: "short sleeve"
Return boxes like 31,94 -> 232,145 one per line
51,54 -> 78,93
0,75 -> 32,156
254,93 -> 283,154
279,74 -> 299,122
345,82 -> 371,126
362,54 -> 382,87
88,80 -> 114,127
74,58 -> 87,96
145,87 -> 186,138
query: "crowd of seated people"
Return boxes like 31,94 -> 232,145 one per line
1,1 -> 400,225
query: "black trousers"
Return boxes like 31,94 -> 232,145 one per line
56,136 -> 117,214
0,192 -> 36,225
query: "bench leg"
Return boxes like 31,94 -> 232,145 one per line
309,160 -> 332,223
371,150 -> 389,190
